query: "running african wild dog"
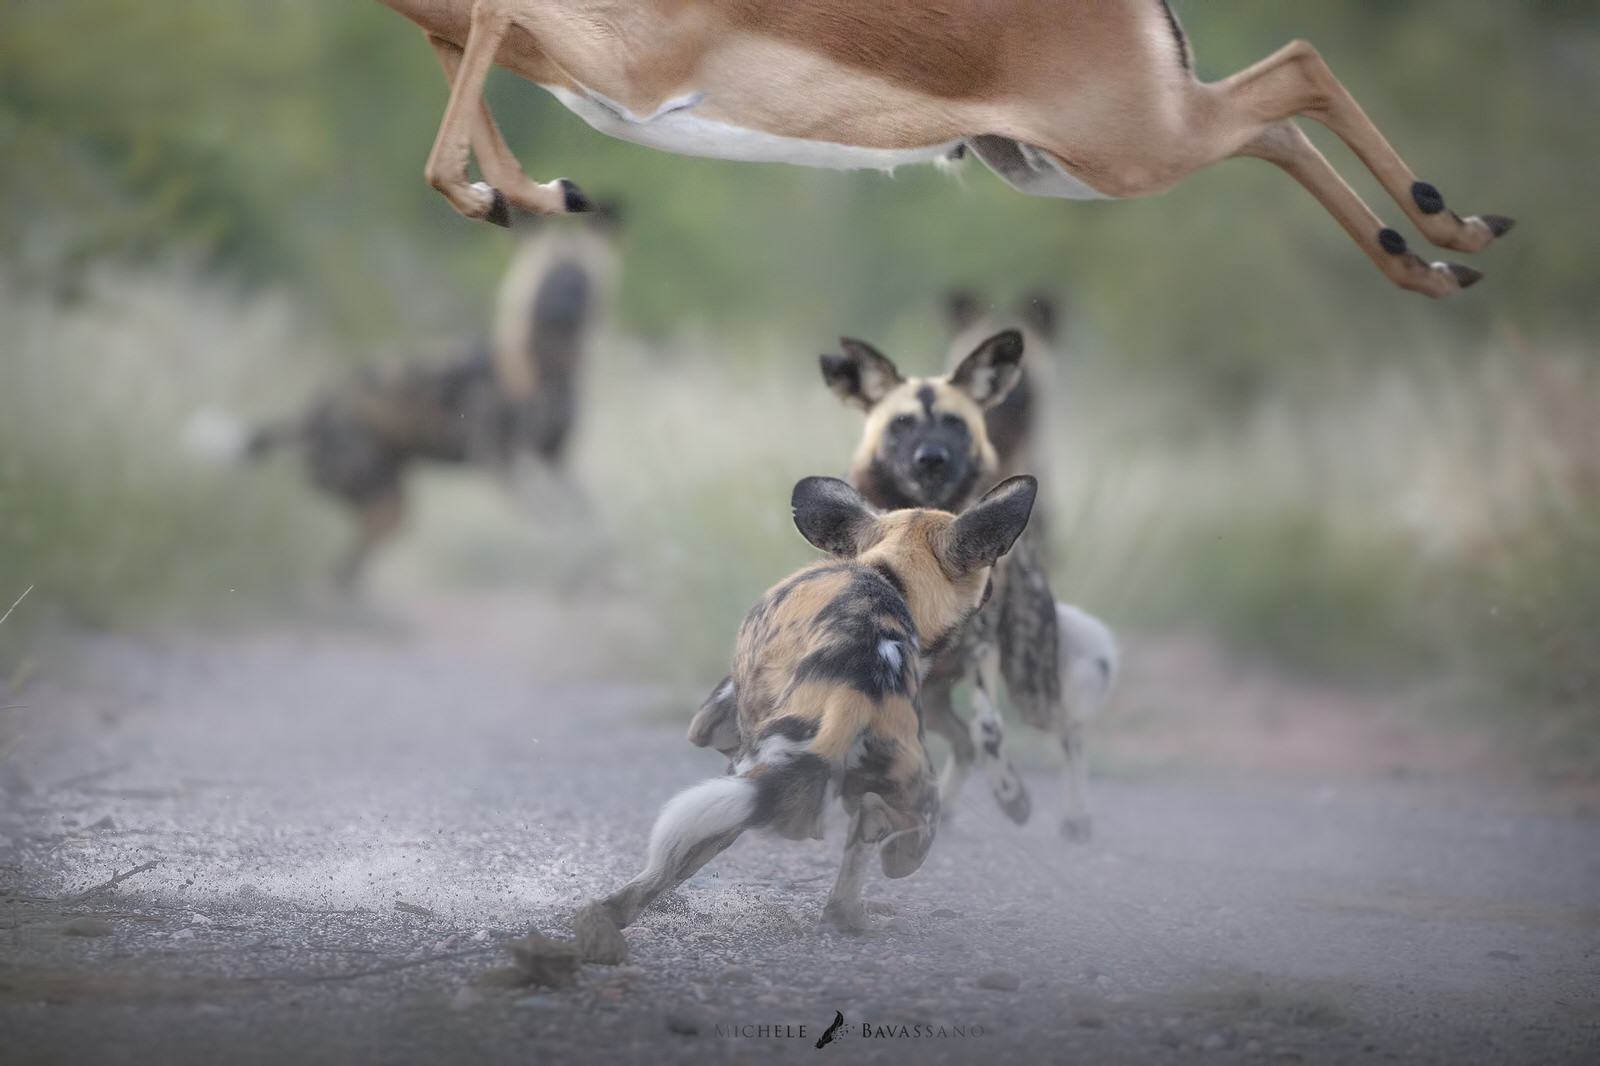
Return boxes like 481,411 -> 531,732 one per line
185,210 -> 619,587
814,328 -> 1118,842
578,474 -> 1037,949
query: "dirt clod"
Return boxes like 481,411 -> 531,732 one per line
506,932 -> 583,988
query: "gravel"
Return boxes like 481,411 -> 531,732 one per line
1,602 -> 1597,1064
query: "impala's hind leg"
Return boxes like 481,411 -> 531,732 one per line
1219,41 -> 1511,257
1235,121 -> 1479,298
969,651 -> 1032,826
422,9 -> 588,222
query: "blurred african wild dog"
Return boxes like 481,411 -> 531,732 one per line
814,327 -> 1118,842
579,475 -> 1036,946
187,209 -> 619,587
943,289 -> 1061,541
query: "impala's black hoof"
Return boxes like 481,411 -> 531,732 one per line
1481,214 -> 1516,238
1377,227 -> 1409,255
1446,262 -> 1484,289
1411,181 -> 1445,215
483,188 -> 511,229
559,179 -> 593,214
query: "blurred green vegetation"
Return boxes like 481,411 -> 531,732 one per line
2,2 -> 1598,772
4,2 -> 1597,377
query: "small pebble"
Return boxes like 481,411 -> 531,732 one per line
1076,1013 -> 1106,1029
720,966 -> 755,984
1202,1031 -> 1229,1051
929,908 -> 958,919
515,996 -> 560,1010
975,972 -> 1021,992
665,1012 -> 701,1036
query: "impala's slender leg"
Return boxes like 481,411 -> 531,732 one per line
421,4 -> 586,222
1235,121 -> 1477,298
1218,41 -> 1512,256
425,32 -> 590,226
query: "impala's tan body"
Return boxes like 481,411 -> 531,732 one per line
378,0 -> 1511,297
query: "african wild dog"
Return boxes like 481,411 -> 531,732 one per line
580,474 -> 1037,945
189,210 -> 619,587
817,329 -> 1118,842
944,291 -> 1059,480
944,289 -> 1062,546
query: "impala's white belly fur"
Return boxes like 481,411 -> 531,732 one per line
547,84 -> 962,173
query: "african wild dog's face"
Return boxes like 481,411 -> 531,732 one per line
820,331 -> 1025,513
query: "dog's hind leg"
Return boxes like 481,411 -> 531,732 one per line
1053,603 -> 1120,842
1056,720 -> 1092,842
596,744 -> 832,930
820,807 -> 878,935
924,680 -> 975,824
335,490 -> 405,591
595,776 -> 755,929
969,649 -> 1032,825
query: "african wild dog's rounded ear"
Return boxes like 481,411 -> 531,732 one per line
792,476 -> 879,557
938,474 -> 1037,575
819,338 -> 905,412
947,329 -> 1025,410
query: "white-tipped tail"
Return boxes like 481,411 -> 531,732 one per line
642,775 -> 755,878
1057,602 -> 1119,726
181,408 -> 253,467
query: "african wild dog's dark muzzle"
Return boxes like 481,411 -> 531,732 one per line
874,408 -> 980,512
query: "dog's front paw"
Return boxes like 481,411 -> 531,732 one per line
822,900 -> 867,936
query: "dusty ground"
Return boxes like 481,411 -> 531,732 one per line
1,593 -> 1597,1065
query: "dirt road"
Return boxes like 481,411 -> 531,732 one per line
2,595 -> 1597,1064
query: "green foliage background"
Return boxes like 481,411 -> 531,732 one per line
2,1 -> 1598,768
4,1 -> 1595,379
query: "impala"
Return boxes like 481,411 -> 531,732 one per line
377,0 -> 1513,297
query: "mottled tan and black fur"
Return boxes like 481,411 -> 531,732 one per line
222,212 -> 617,586
819,330 -> 1118,841
583,475 -> 1036,943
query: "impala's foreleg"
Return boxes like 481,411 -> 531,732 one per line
968,648 -> 1031,826
421,6 -> 588,223
1234,122 -> 1476,298
1221,41 -> 1512,258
